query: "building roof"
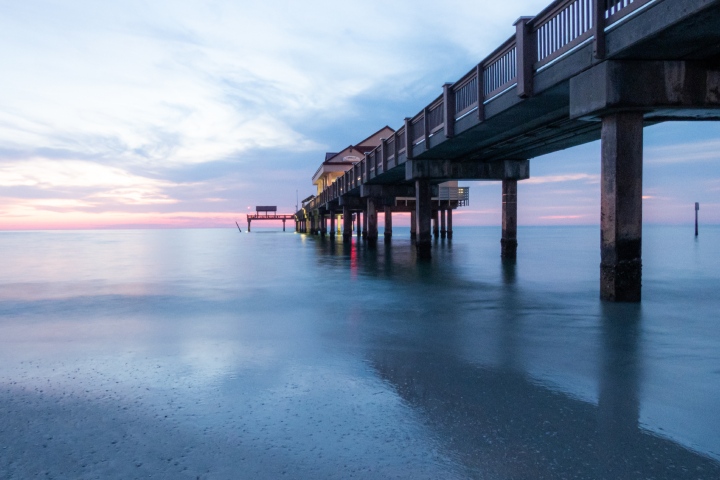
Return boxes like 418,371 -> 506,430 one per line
324,145 -> 376,165
355,125 -> 395,147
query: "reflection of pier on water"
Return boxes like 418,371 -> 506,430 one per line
311,236 -> 720,479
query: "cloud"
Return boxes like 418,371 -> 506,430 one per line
538,215 -> 587,220
525,174 -> 600,185
0,0 -> 552,167
0,159 -> 170,191
3,0 -> 616,229
645,140 -> 720,165
707,179 -> 720,192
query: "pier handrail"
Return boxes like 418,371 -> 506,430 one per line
311,0 -> 661,207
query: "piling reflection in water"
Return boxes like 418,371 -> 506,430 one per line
309,227 -> 720,477
365,306 -> 716,479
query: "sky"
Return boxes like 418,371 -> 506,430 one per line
1,0 -> 718,230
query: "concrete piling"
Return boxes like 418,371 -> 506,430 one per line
415,179 -> 432,259
440,208 -> 446,239
367,198 -> 378,245
501,179 -> 518,259
600,112 -> 643,302
343,205 -> 353,241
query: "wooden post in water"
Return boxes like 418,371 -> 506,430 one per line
415,179 -> 432,258
501,179 -> 518,258
367,198 -> 378,245
695,202 -> 700,236
363,208 -> 368,240
440,208 -> 446,239
343,205 -> 352,241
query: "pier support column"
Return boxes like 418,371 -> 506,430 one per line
329,211 -> 336,238
342,205 -> 352,241
319,214 -> 325,236
415,179 -> 432,259
384,207 -> 392,240
283,219 -> 286,232
501,179 -> 518,258
600,112 -> 643,302
410,210 -> 416,240
357,211 -> 362,237
432,209 -> 440,238
367,198 -> 378,245
447,209 -> 453,239
440,208 -> 446,238
362,209 -> 368,240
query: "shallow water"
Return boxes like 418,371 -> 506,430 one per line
1,226 -> 719,479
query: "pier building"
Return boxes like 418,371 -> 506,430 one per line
297,126 -> 470,243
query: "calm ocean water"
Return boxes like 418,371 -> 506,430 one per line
1,225 -> 719,479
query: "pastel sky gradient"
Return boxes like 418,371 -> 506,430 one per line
1,0 -> 718,230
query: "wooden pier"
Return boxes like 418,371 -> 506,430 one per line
294,0 -> 720,301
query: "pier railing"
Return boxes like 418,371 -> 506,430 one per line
310,0 -> 657,211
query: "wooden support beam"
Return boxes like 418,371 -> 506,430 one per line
406,159 -> 529,181
593,0 -> 606,60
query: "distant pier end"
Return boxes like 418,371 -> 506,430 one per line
246,206 -> 295,232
